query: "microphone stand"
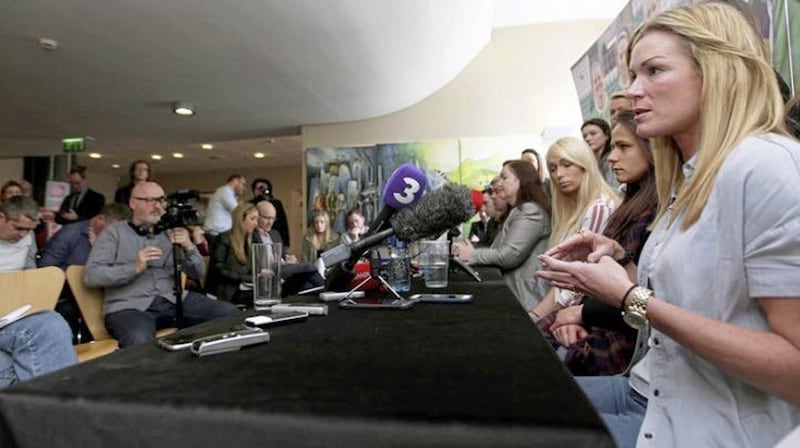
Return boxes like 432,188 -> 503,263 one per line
338,249 -> 410,308
447,228 -> 482,282
172,242 -> 184,328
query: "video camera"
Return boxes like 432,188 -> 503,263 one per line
254,191 -> 274,203
154,189 -> 201,233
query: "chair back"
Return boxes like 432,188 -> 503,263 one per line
0,266 -> 64,317
65,265 -> 113,340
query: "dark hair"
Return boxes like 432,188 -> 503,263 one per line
1,180 -> 22,198
521,148 -> 539,157
502,160 -> 551,215
251,177 -> 273,194
128,160 -> 152,181
69,166 -> 87,178
489,176 -> 510,225
345,207 -> 363,222
775,69 -> 792,104
603,109 -> 658,243
581,118 -> 613,159
785,93 -> 800,139
521,148 -> 543,176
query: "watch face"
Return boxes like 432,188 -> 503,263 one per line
623,311 -> 648,330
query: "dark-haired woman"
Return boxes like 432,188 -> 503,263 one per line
539,109 -> 656,376
582,118 -> 619,189
452,160 -> 551,312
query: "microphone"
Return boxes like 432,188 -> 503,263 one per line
320,183 -> 477,269
364,163 -> 426,236
389,183 -> 479,242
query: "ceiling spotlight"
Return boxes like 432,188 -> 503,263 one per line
111,164 -> 120,169
253,152 -> 265,159
38,38 -> 59,52
172,101 -> 195,116
151,154 -> 163,160
201,143 -> 213,150
172,153 -> 184,159
88,153 -> 102,159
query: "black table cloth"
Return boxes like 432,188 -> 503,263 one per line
0,269 -> 612,447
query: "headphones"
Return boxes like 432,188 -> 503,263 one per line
127,221 -> 162,237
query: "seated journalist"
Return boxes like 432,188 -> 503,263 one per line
84,181 -> 239,348
0,196 -> 77,387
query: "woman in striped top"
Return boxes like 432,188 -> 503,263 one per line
530,137 -> 618,320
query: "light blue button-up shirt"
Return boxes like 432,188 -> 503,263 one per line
630,134 -> 800,447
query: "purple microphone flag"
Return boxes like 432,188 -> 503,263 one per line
381,163 -> 426,210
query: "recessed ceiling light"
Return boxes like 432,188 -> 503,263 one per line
201,144 -> 213,150
111,164 -> 120,169
172,153 -> 184,159
38,37 -> 59,52
253,152 -> 265,159
88,153 -> 102,159
151,154 -> 163,160
172,101 -> 195,116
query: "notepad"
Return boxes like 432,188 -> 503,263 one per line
0,305 -> 31,330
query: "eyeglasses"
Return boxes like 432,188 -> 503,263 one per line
259,214 -> 276,220
10,222 -> 37,232
133,196 -> 167,205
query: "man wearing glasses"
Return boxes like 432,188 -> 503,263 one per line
254,200 -> 323,296
85,182 -> 239,348
249,178 -> 290,248
0,196 -> 77,387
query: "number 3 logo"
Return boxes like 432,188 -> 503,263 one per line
393,177 -> 421,205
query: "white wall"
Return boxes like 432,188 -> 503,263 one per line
0,159 -> 24,186
303,19 -> 611,148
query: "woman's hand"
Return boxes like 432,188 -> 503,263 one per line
537,255 -> 634,309
550,304 -> 583,332
451,240 -> 474,262
552,324 -> 588,347
546,230 -> 625,263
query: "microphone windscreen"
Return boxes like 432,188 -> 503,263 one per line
391,183 -> 475,242
381,163 -> 427,209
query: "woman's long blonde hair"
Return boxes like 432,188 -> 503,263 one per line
547,137 -> 619,246
629,2 -> 787,229
308,210 -> 334,250
230,202 -> 257,264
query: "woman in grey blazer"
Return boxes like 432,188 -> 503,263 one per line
452,160 -> 551,312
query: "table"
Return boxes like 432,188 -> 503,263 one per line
0,269 -> 612,447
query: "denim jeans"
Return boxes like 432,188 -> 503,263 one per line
0,311 -> 78,389
105,292 -> 240,348
576,376 -> 648,448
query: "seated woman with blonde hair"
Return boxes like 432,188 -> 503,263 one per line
538,3 -> 800,446
302,210 -> 339,262
530,136 -> 618,320
540,109 -> 657,376
205,202 -> 259,306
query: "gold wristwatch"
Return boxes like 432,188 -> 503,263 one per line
622,286 -> 653,330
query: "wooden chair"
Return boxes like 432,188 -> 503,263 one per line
66,265 -> 178,362
65,265 -> 120,362
0,266 -> 65,318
